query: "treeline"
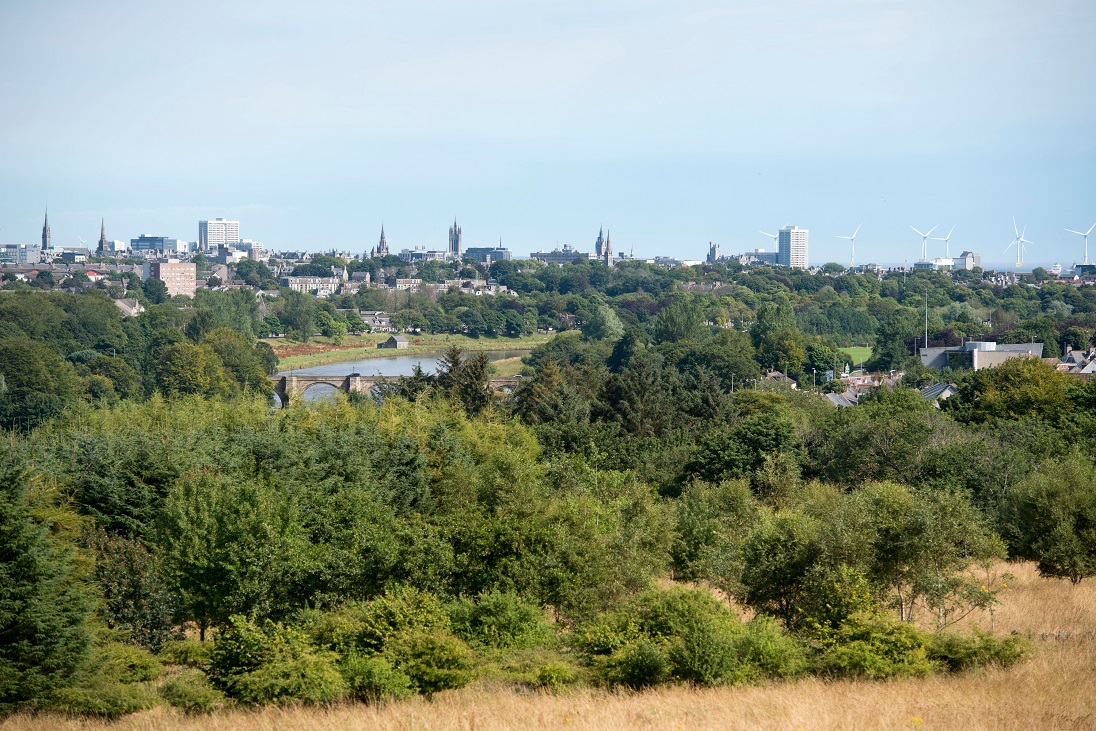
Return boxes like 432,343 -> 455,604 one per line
0,290 -> 277,430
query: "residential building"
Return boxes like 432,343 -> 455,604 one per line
0,244 -> 41,264
148,260 -> 197,298
282,276 -> 340,297
360,311 -> 392,331
113,298 -> 146,317
395,278 -> 422,291
530,243 -> 594,264
198,218 -> 240,251
920,341 -> 1044,370
778,225 -> 809,269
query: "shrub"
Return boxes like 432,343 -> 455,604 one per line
666,613 -> 739,686
96,641 -> 163,683
49,681 -> 157,718
447,591 -> 554,650
927,630 -> 1030,672
600,639 -> 669,689
159,638 -> 212,668
572,611 -> 641,657
384,630 -> 475,694
230,651 -> 346,706
158,669 -> 225,714
816,611 -> 937,679
534,661 -> 579,689
357,587 -> 451,654
340,654 -> 413,704
295,607 -> 365,655
732,615 -> 808,681
208,615 -> 347,705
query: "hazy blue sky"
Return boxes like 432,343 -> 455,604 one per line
1,0 -> 1093,266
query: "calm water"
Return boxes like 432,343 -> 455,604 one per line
276,350 -> 529,403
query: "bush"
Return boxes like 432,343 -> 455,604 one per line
96,641 -> 163,683
295,607 -> 365,655
600,639 -> 669,689
534,661 -> 579,689
732,615 -> 808,681
927,630 -> 1030,672
816,611 -> 937,679
340,654 -> 413,704
49,681 -> 157,718
447,591 -> 554,650
158,669 -> 225,714
208,615 -> 347,705
159,638 -> 212,668
666,613 -> 739,686
357,587 -> 451,654
385,630 -> 475,694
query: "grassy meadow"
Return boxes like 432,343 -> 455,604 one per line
7,561 -> 1092,731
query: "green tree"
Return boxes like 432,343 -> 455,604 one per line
280,290 -> 316,342
201,328 -> 273,395
0,338 -> 80,431
154,343 -> 231,399
652,301 -> 708,344
0,454 -> 95,712
157,471 -> 306,639
142,277 -> 168,304
583,302 -> 625,342
944,356 -> 1069,423
1000,453 -> 1096,584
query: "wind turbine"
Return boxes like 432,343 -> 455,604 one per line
836,224 -> 861,268
759,231 -> 778,243
931,226 -> 955,259
1005,218 -> 1031,268
1065,223 -> 1096,266
910,224 -> 938,261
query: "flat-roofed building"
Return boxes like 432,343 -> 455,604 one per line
149,260 -> 197,298
199,218 -> 240,251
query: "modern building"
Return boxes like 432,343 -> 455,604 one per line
530,243 -> 594,264
131,234 -> 188,255
464,246 -> 512,264
956,251 -> 981,270
920,341 -> 1044,370
778,225 -> 809,269
449,218 -> 462,259
148,260 -> 197,298
0,244 -> 42,264
198,219 -> 240,251
399,247 -> 449,262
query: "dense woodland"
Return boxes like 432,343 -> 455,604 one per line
2,260 -> 1096,717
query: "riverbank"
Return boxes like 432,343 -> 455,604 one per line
266,332 -> 555,371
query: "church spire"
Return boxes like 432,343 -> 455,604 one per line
42,209 -> 51,250
377,224 -> 388,257
98,218 -> 107,254
603,229 -> 613,267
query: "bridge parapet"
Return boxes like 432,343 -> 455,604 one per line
271,374 -> 522,404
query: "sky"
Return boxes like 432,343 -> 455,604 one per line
1,0 -> 1094,267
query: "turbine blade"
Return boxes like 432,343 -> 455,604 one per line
1014,217 -> 1019,238
1087,223 -> 1096,236
945,225 -> 955,240
852,223 -> 862,238
926,225 -> 938,236
1066,229 -> 1084,236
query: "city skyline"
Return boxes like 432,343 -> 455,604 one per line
0,1 -> 1093,264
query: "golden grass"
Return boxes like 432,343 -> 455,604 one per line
6,562 -> 1094,731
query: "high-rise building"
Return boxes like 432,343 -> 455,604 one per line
42,209 -> 51,250
198,218 -> 240,251
778,225 -> 809,269
448,218 -> 462,259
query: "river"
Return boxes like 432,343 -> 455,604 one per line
277,349 -> 531,402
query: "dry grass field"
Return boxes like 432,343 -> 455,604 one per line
6,562 -> 1094,731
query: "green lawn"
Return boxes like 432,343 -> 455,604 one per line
840,346 -> 873,367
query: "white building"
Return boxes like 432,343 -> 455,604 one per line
778,226 -> 809,269
199,218 -> 240,251
0,244 -> 42,264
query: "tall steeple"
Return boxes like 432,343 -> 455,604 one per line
377,225 -> 389,257
595,226 -> 604,258
42,209 -> 51,250
448,217 -> 462,259
98,218 -> 108,255
603,229 -> 613,267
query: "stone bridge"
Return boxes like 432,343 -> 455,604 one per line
271,374 -> 523,405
